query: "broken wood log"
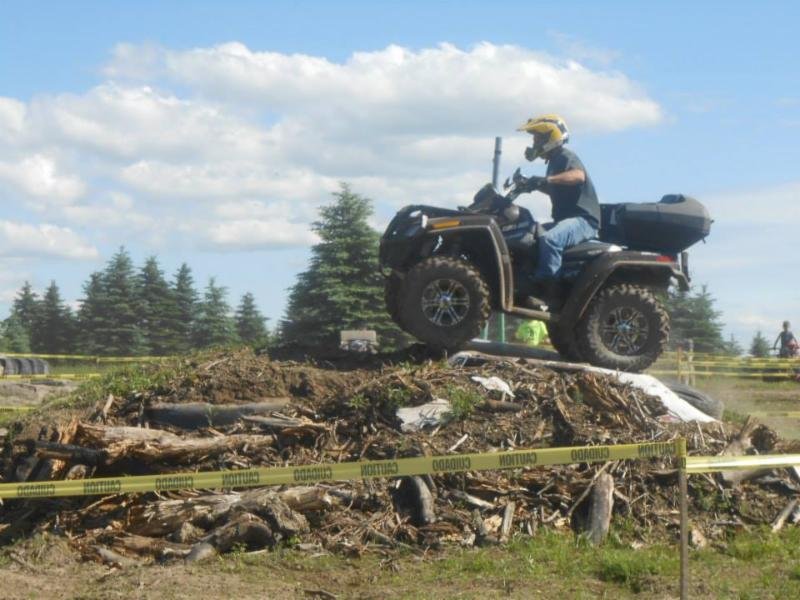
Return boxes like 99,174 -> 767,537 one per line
76,423 -> 275,464
186,542 -> 217,563
397,476 -> 436,525
95,545 -> 138,568
111,533 -> 192,559
204,513 -> 274,552
587,473 -> 614,545
481,399 -> 523,413
500,502 -> 516,543
719,417 -> 771,486
145,399 -> 291,429
33,442 -> 107,466
185,542 -> 217,563
447,489 -> 494,510
129,488 -> 315,537
771,498 -> 800,533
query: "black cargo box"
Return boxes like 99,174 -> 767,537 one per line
599,194 -> 711,254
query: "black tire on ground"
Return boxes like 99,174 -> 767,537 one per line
10,358 -> 26,376
32,358 -> 49,375
384,273 -> 406,330
664,381 -> 724,420
546,322 -> 584,363
17,358 -> 34,375
0,358 -> 17,375
576,284 -> 669,372
399,256 -> 491,351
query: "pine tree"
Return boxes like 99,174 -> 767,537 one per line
721,334 -> 743,357
665,285 -> 727,354
30,281 -> 75,354
76,272 -> 108,354
193,278 -> 237,348
280,184 -> 404,349
0,315 -> 31,353
236,292 -> 268,346
95,247 -> 147,356
169,263 -> 198,354
11,281 -> 39,340
137,256 -> 177,355
750,331 -> 771,357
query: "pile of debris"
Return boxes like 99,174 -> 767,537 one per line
1,349 -> 798,565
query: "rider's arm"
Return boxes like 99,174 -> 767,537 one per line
546,169 -> 585,186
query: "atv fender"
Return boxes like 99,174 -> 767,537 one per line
558,252 -> 688,325
402,216 -> 514,309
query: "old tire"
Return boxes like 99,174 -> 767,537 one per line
576,284 -> 669,372
17,358 -> 34,375
384,273 -> 406,329
665,381 -> 724,420
32,358 -> 49,375
547,323 -> 584,363
399,257 -> 490,351
0,358 -> 17,376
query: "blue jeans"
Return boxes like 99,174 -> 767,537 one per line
534,217 -> 599,280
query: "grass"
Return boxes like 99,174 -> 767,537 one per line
444,383 -> 483,420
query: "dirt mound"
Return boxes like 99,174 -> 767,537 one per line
1,349 -> 797,565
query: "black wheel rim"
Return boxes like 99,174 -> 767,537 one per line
421,278 -> 470,327
600,306 -> 649,355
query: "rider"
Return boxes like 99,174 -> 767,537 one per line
774,321 -> 797,358
517,114 -> 601,308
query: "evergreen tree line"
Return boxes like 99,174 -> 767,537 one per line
0,250 -> 270,356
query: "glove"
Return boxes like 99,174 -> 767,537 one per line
525,175 -> 548,192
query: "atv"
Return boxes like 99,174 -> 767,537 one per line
379,170 -> 712,372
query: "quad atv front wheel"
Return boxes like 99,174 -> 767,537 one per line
576,284 -> 668,372
399,257 -> 490,351
384,272 -> 406,329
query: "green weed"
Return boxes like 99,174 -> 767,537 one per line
444,384 -> 482,420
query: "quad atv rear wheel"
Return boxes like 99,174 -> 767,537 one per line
399,257 -> 490,351
546,322 -> 584,363
576,284 -> 668,372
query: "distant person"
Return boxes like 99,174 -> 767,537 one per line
515,319 -> 548,347
773,321 -> 797,358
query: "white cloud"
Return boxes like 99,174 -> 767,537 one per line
0,220 -> 99,259
205,218 -> 318,250
108,41 -> 663,137
0,154 -> 86,203
30,84 -> 268,161
0,41 -> 664,259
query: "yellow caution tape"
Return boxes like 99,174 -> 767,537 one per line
686,454 -> 800,474
0,439 -> 683,500
0,405 -> 35,412
1,374 -> 101,380
749,411 -> 800,419
2,353 -> 167,362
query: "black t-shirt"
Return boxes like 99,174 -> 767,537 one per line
780,330 -> 796,347
545,147 -> 601,226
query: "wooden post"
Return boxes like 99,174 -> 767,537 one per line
678,438 -> 689,600
687,339 -> 696,387
677,345 -> 684,384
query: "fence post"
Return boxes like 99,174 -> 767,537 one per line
677,345 -> 684,384
687,339 -> 695,387
678,438 -> 689,600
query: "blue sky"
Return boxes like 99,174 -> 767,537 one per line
1,1 -> 798,348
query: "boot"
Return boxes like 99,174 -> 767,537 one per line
524,280 -> 563,310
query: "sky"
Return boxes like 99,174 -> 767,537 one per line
1,0 -> 798,348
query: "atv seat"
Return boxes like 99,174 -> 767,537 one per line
562,240 -> 621,262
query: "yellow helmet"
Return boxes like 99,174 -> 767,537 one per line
517,114 -> 569,161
